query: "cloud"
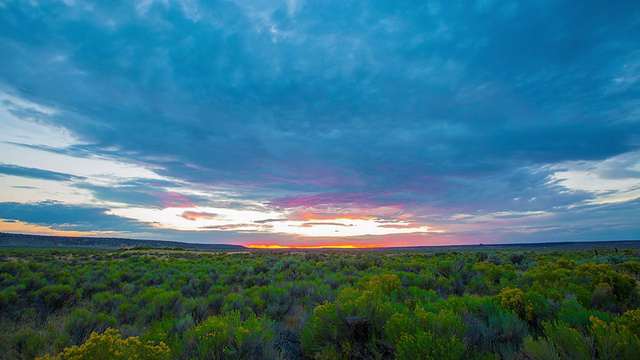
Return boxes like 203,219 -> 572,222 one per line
548,151 -> 640,204
0,174 -> 96,205
181,210 -> 219,221
0,219 -> 117,237
0,201 -> 149,233
106,203 -> 437,238
299,222 -> 353,228
0,164 -> 84,182
271,193 -> 398,209
0,1 -> 639,244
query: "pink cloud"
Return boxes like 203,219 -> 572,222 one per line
298,222 -> 354,228
271,192 -> 400,209
288,211 -> 376,221
181,211 -> 219,221
160,193 -> 195,208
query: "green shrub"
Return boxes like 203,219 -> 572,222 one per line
618,309 -> 640,335
253,285 -> 294,321
523,321 -> 591,360
35,285 -> 76,318
136,288 -> 187,325
300,279 -> 399,359
522,337 -> 560,360
143,316 -> 193,355
487,309 -> 527,359
12,329 -> 47,359
115,302 -> 137,325
66,309 -> 117,345
91,291 -> 124,315
222,292 -> 251,316
617,261 -> 640,277
465,300 -> 528,357
557,299 -> 613,331
590,316 -> 640,360
574,263 -> 639,311
274,329 -> 301,360
544,321 -> 591,359
385,308 -> 466,360
395,331 -> 465,360
185,311 -> 274,360
414,308 -> 466,338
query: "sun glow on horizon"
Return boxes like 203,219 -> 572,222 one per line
108,206 -> 441,238
247,243 -> 384,249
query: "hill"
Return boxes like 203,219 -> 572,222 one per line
0,232 -> 246,250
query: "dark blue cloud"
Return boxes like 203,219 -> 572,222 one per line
1,1 -> 639,242
0,201 -> 148,232
0,164 -> 84,182
0,200 -> 268,243
74,178 -> 210,209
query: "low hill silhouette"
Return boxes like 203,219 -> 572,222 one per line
0,232 -> 245,250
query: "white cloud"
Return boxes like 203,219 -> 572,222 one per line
0,93 -> 166,185
109,205 -> 281,231
0,92 -> 76,148
0,142 -> 164,185
108,204 -> 438,237
548,151 -> 640,204
0,175 -> 95,204
271,218 -> 437,237
0,92 -> 174,206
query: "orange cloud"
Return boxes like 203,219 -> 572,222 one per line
181,211 -> 218,221
289,211 -> 375,221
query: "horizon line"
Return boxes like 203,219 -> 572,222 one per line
2,231 -> 640,250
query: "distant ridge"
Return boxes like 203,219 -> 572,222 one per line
1,232 -> 638,251
0,232 -> 246,250
381,240 -> 640,251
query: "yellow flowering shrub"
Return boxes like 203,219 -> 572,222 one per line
496,287 -> 534,321
589,316 -> 640,360
36,328 -> 170,360
365,273 -> 401,297
620,309 -> 640,335
575,263 -> 638,308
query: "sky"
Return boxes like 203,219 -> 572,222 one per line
1,0 -> 639,247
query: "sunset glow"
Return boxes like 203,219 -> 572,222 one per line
106,205 -> 440,239
247,244 -> 383,249
0,219 -> 115,237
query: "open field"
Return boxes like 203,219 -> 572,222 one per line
1,246 -> 640,359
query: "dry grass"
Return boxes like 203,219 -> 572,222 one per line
283,304 -> 307,330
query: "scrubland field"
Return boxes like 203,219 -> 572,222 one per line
1,246 -> 640,359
